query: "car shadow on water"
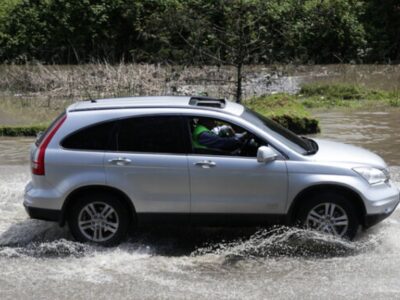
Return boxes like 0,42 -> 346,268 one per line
0,219 -> 371,260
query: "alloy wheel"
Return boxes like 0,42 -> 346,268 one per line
78,202 -> 120,242
305,202 -> 349,237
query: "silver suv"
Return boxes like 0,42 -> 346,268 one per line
24,96 -> 400,246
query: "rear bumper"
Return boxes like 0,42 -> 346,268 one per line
24,181 -> 65,210
24,204 -> 61,222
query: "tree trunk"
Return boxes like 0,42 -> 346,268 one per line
235,63 -> 242,103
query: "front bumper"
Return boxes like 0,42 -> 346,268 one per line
363,181 -> 400,213
363,181 -> 400,228
364,211 -> 397,228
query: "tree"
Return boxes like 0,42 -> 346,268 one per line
362,0 -> 400,62
179,0 -> 276,103
299,0 -> 366,63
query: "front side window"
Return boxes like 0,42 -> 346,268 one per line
188,116 -> 266,157
242,109 -> 317,154
116,116 -> 185,154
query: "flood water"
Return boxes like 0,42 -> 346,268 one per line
0,109 -> 399,299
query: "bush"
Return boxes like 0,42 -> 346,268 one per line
0,125 -> 47,136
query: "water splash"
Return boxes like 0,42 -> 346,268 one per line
0,239 -> 89,258
192,226 -> 369,260
0,220 -> 70,247
389,166 -> 400,186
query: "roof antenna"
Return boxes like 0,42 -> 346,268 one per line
83,86 -> 96,103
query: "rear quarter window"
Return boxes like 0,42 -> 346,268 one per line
61,121 -> 117,151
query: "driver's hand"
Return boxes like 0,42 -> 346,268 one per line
235,132 -> 248,141
249,138 -> 258,148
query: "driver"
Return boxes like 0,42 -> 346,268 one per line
192,118 -> 247,152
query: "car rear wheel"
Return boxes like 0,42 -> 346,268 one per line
296,192 -> 360,240
68,193 -> 129,246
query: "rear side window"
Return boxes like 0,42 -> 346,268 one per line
62,121 -> 116,150
116,116 -> 185,154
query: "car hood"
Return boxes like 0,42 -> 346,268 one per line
310,139 -> 387,168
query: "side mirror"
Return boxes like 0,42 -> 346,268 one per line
257,146 -> 277,163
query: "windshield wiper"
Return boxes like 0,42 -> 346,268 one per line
301,136 -> 319,155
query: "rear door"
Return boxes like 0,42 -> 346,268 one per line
104,115 -> 190,224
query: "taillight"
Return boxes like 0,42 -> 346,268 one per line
32,114 -> 67,175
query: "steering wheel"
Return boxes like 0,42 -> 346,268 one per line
232,134 -> 252,156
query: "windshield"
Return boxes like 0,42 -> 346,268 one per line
242,108 -> 317,155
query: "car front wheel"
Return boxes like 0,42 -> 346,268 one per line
296,192 -> 360,239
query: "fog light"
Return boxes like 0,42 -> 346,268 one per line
384,207 -> 393,214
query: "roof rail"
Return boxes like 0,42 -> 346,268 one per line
189,96 -> 226,108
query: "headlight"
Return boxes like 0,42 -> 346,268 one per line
353,167 -> 389,185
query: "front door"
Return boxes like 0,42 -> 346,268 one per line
188,155 -> 287,212
186,116 -> 288,224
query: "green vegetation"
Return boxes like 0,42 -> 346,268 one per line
0,0 -> 19,21
0,0 -> 398,64
0,124 -> 47,136
245,94 -> 320,134
299,83 -> 400,108
244,83 -> 400,134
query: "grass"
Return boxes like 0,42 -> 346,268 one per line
298,83 -> 400,109
244,94 -> 320,134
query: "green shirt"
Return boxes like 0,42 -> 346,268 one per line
192,124 -> 210,149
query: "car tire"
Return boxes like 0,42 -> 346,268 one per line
68,193 -> 129,246
296,192 -> 360,240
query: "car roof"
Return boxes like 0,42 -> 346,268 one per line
67,96 -> 245,116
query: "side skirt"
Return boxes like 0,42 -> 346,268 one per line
136,213 -> 287,227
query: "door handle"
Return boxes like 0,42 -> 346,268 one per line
194,160 -> 216,168
108,157 -> 131,166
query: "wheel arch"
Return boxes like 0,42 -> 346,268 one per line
287,184 -> 367,225
59,185 -> 136,227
